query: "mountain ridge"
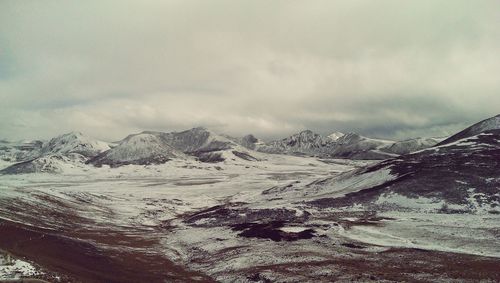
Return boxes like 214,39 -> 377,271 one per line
8,114 -> 498,174
437,115 -> 500,146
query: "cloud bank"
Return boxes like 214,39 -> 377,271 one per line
1,0 -> 499,141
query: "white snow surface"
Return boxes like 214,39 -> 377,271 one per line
0,256 -> 41,279
339,212 -> 500,257
327,131 -> 345,141
262,167 -> 397,202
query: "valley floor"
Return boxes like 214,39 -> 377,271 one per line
0,155 -> 498,282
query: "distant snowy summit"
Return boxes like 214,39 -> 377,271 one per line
0,131 -> 111,174
253,130 -> 335,156
2,114 -> 499,174
327,131 -> 345,141
241,130 -> 440,159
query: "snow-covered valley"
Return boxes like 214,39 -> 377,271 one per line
1,116 -> 500,282
0,155 -> 499,282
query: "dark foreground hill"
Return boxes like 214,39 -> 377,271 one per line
306,115 -> 500,212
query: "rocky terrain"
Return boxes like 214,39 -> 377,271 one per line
0,139 -> 44,164
0,115 -> 499,282
251,130 -> 336,156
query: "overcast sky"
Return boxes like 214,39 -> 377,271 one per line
1,1 -> 499,142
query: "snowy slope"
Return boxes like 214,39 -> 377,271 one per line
381,137 -> 443,155
437,114 -> 500,146
330,133 -> 396,159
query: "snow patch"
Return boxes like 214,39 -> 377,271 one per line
0,256 -> 41,279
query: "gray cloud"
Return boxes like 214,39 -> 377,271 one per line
1,0 -> 499,141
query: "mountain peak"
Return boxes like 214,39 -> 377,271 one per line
327,131 -> 345,141
42,132 -> 110,157
238,134 -> 261,150
339,132 -> 361,140
61,131 -> 84,138
289,130 -> 321,140
90,133 -> 181,167
288,130 -> 323,141
123,132 -> 160,143
190,126 -> 210,132
139,130 -> 163,136
242,134 -> 259,143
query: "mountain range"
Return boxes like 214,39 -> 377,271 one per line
2,115 -> 499,175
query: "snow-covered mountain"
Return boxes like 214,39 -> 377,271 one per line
91,127 -> 259,166
0,139 -> 44,164
0,132 -> 109,163
1,132 -> 110,174
0,125 -> 448,174
244,130 -> 399,160
235,134 -> 266,150
160,127 -> 235,153
1,128 -> 262,173
89,133 -> 186,167
252,130 -> 336,156
0,154 -> 88,174
159,127 -> 259,163
40,131 -> 110,157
